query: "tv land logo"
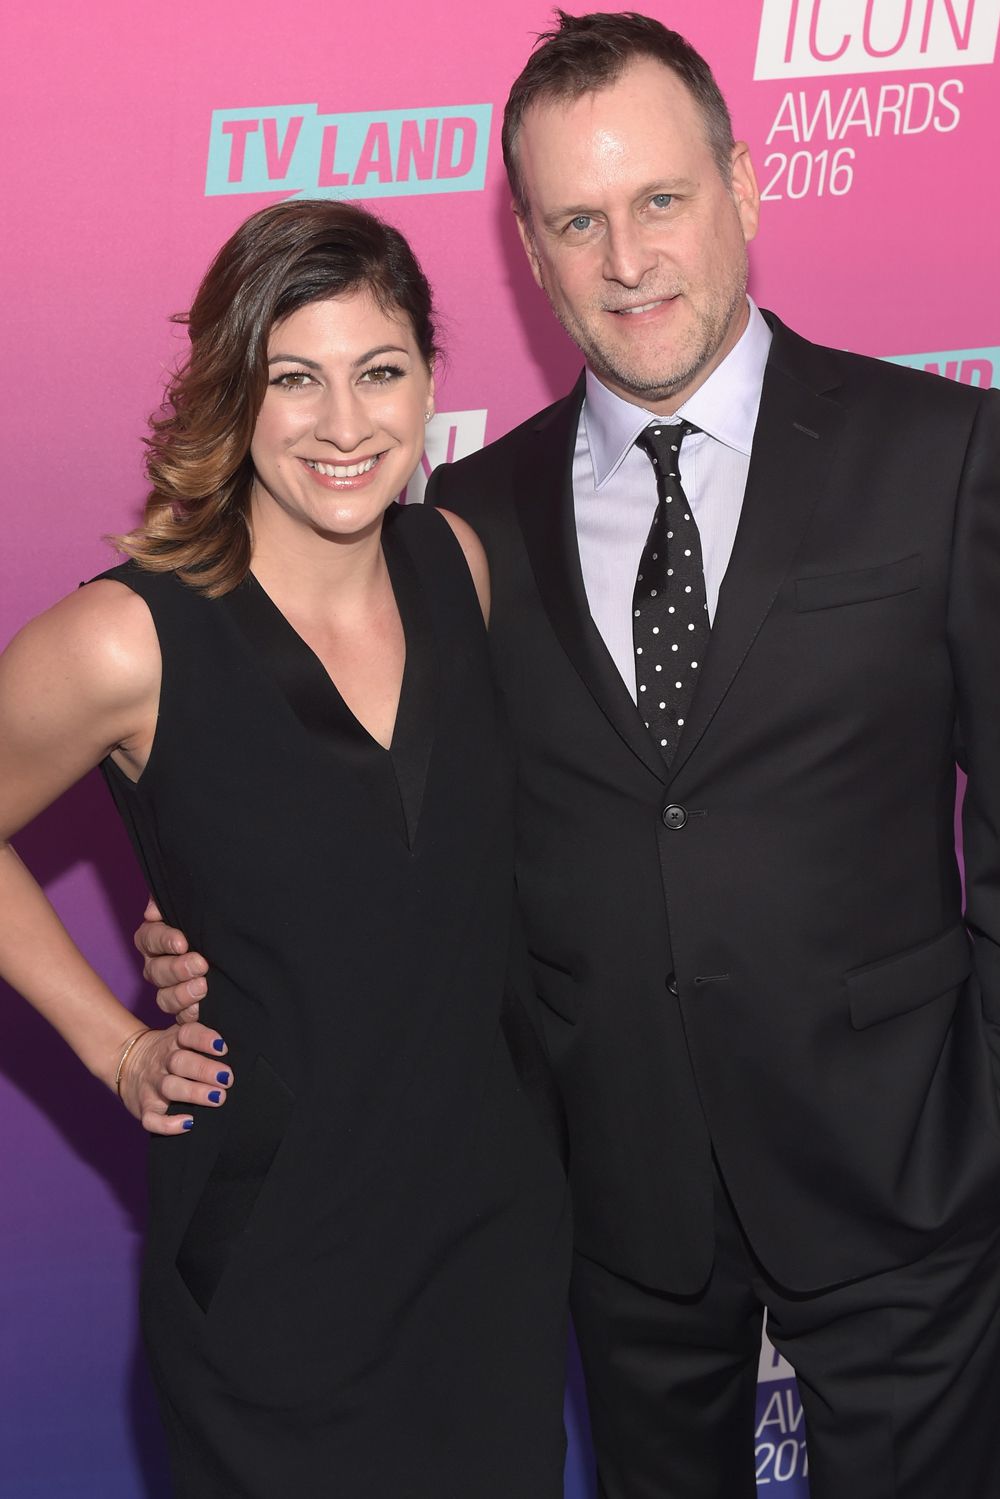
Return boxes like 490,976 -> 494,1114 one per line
753,0 -> 999,201
399,409 -> 488,504
883,345 -> 1000,386
205,103 -> 492,200
755,0 -> 1000,77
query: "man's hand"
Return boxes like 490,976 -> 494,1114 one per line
116,1022 -> 233,1134
135,898 -> 210,1025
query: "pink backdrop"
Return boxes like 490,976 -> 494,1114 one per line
2,2 -> 997,1493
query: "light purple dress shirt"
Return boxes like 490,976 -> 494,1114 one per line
574,299 -> 773,702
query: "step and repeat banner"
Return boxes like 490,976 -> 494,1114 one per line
1,2 -> 997,1494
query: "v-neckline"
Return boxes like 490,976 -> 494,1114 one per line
220,507 -> 437,849
248,546 -> 406,755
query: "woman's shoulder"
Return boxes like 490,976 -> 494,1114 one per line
21,566 -> 157,646
1,570 -> 162,725
91,557 -> 191,603
435,508 -> 489,622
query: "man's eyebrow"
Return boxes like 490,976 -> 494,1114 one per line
540,204 -> 596,229
627,177 -> 699,201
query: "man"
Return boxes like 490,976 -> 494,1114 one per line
140,12 -> 1000,1496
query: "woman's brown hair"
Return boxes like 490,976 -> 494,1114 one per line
115,199 -> 438,595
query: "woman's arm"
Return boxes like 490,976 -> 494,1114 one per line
0,580 -> 232,1132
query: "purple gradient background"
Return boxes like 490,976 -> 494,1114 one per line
1,1 -> 996,1493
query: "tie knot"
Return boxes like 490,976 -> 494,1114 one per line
636,421 -> 699,471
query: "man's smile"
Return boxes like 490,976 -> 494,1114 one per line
610,298 -> 672,315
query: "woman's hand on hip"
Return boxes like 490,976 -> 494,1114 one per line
116,1021 -> 232,1135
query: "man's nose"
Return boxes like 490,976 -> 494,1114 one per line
602,219 -> 657,288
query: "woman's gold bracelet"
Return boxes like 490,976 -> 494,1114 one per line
114,1027 -> 151,1098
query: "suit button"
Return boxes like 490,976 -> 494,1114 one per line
662,804 -> 687,830
665,972 -> 679,996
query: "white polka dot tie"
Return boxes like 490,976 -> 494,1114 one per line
633,421 -> 708,765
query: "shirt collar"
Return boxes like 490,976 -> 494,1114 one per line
583,298 -> 773,490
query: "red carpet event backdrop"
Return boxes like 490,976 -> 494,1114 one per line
1,2 -> 997,1493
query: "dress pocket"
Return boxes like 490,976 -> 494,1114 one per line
528,950 -> 581,1024
795,554 -> 921,612
176,1053 -> 295,1312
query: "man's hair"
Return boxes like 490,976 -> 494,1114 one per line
114,200 -> 437,596
502,10 -> 736,215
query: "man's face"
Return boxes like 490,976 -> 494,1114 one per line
514,58 -> 760,414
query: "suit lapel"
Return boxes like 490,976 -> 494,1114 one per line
514,374 -> 670,783
667,315 -> 847,782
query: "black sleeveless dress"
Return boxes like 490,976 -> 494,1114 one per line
99,503 -> 570,1498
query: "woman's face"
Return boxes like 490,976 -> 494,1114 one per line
249,290 -> 434,546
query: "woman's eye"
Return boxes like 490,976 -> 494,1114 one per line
360,364 -> 404,385
270,371 -> 314,389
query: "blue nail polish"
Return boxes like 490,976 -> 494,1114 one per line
182,1118 -> 194,1131
216,1070 -> 230,1085
208,1090 -> 222,1104
212,1038 -> 225,1053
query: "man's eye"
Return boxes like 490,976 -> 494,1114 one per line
650,193 -> 673,208
568,215 -> 593,233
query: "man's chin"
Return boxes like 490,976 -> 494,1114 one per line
590,356 -> 703,408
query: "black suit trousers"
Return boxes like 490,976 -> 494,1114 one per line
571,1165 -> 1000,1499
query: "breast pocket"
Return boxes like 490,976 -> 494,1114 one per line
795,554 -> 921,612
847,924 -> 972,1030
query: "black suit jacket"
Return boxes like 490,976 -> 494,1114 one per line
426,313 -> 1000,1294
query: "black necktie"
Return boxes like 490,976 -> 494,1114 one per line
632,421 -> 709,765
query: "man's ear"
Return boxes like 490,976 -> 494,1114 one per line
730,142 -> 761,246
513,206 -> 545,291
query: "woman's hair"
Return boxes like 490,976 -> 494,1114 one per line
115,199 -> 438,595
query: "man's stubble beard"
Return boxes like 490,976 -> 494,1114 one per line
545,262 -> 748,408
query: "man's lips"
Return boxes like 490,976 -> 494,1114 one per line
608,295 -> 678,316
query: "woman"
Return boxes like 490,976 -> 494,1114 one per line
0,200 -> 569,1496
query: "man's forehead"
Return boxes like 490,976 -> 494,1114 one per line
517,71 -> 711,197
519,57 -> 695,130
518,68 -> 709,209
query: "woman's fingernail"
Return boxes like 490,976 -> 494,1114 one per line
212,1039 -> 226,1053
216,1071 -> 230,1085
182,1118 -> 194,1131
208,1090 -> 222,1104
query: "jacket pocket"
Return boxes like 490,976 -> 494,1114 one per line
847,924 -> 972,1030
795,554 -> 921,612
176,1053 -> 294,1312
529,950 -> 580,1024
